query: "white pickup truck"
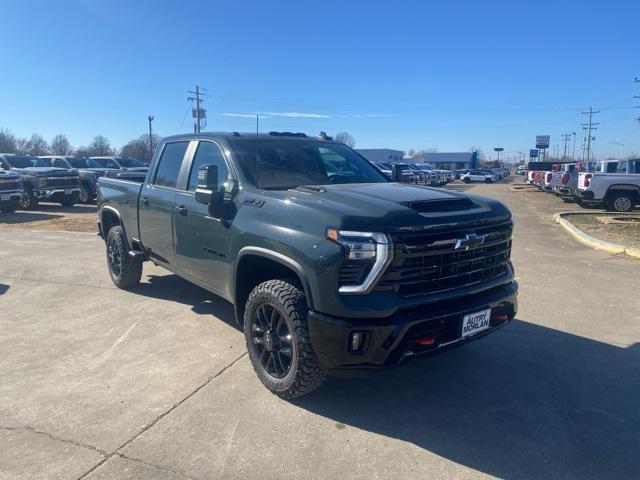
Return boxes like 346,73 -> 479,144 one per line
577,159 -> 640,212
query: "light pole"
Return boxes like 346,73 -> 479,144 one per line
148,116 -> 154,161
608,141 -> 624,160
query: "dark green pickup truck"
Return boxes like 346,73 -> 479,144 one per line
98,132 -> 518,398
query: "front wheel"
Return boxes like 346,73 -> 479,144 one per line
606,192 -> 636,213
78,185 -> 93,204
485,178 -> 493,183
19,187 -> 37,210
244,279 -> 326,399
463,177 -> 471,184
60,193 -> 78,207
106,225 -> 142,289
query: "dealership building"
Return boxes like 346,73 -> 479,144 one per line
410,151 -> 479,170
356,149 -> 404,163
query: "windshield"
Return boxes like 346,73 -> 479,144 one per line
68,158 -> 104,169
117,158 -> 145,168
232,140 -> 387,189
6,156 -> 49,168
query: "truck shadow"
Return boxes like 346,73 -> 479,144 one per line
293,320 -> 640,480
131,273 -> 239,330
0,212 -> 64,224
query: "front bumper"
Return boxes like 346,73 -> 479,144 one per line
0,190 -> 23,202
34,187 -> 81,199
308,281 -> 518,376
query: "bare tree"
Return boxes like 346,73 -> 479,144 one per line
0,128 -> 18,153
119,134 -> 160,162
15,137 -> 29,154
335,131 -> 356,148
50,134 -> 73,155
25,134 -> 50,156
77,135 -> 113,157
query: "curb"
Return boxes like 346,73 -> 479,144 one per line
553,212 -> 640,258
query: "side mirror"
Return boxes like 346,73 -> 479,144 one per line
391,164 -> 411,183
195,164 -> 225,218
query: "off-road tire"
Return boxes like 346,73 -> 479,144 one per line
244,279 -> 326,399
106,225 -> 142,289
60,193 -> 78,207
19,186 -> 37,210
606,192 -> 636,213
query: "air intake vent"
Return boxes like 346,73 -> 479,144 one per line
404,197 -> 474,213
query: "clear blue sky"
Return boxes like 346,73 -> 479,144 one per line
2,0 -> 639,159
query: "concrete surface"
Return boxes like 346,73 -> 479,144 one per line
0,179 -> 638,479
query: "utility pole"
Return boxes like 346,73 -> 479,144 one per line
147,115 -> 154,159
561,133 -> 571,160
188,85 -> 208,133
572,132 -> 577,161
581,106 -> 599,168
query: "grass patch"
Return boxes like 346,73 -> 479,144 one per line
564,214 -> 640,249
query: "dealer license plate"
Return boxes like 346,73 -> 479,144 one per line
0,194 -> 10,201
461,308 -> 491,338
64,189 -> 72,195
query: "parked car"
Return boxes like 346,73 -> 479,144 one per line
516,165 -> 525,175
0,169 -> 23,213
41,156 -> 113,204
0,154 -> 81,209
97,131 -> 518,398
577,159 -> 640,212
462,170 -> 496,183
90,156 -> 148,172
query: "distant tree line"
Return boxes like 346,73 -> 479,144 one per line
0,128 -> 160,162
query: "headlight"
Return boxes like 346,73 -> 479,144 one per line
326,229 -> 393,294
39,178 -> 47,188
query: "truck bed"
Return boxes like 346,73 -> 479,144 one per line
98,176 -> 143,241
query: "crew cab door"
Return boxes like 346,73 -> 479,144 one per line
172,140 -> 234,294
138,141 -> 191,266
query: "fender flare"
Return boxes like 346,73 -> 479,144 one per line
233,246 -> 315,310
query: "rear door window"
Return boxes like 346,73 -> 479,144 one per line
153,142 -> 189,189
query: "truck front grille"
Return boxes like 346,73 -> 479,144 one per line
0,180 -> 21,190
376,221 -> 513,298
46,177 -> 80,188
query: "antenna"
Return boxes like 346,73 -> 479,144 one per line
255,114 -> 260,188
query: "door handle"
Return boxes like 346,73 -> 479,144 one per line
142,197 -> 150,206
176,205 -> 188,216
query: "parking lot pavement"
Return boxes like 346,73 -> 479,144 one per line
1,180 -> 639,479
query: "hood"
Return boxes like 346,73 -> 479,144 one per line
122,167 -> 149,172
75,168 -> 110,177
267,182 -> 511,231
0,170 -> 21,180
10,167 -> 78,177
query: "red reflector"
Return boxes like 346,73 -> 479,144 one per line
493,313 -> 509,322
415,336 -> 435,346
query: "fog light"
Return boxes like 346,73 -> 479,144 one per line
415,336 -> 435,346
349,331 -> 369,353
492,312 -> 509,322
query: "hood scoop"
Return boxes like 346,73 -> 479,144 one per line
404,197 -> 475,213
293,185 -> 326,194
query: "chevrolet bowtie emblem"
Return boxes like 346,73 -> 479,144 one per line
454,233 -> 486,251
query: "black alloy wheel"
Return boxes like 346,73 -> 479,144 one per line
250,303 -> 293,379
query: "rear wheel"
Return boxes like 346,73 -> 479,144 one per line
106,225 -> 142,289
606,192 -> 636,213
463,177 -> 471,184
484,178 -> 492,183
244,279 -> 326,399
